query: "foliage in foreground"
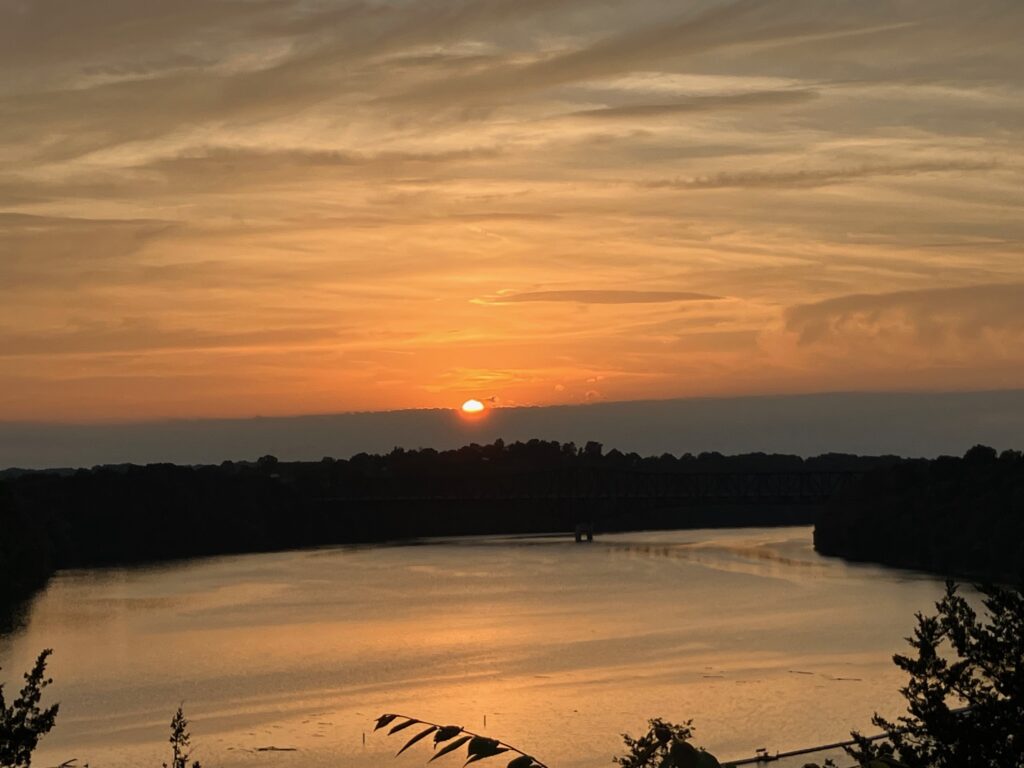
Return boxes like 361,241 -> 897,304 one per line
0,656 -> 200,768
612,719 -> 723,768
848,581 -> 1024,768
374,713 -> 551,768
163,706 -> 202,768
376,714 -> 730,768
0,650 -> 59,768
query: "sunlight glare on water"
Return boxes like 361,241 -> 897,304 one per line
0,528 -> 949,768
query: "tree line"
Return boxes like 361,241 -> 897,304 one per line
816,444 -> 1024,582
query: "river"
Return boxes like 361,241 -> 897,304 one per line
0,527 -> 951,768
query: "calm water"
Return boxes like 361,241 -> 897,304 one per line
1,528 -> 951,768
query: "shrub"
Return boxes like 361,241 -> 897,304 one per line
613,718 -> 723,768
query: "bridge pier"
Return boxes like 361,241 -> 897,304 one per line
574,522 -> 594,543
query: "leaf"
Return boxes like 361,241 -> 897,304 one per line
465,751 -> 508,766
396,726 -> 438,756
429,735 -> 472,762
506,757 -> 535,768
375,714 -> 398,731
464,736 -> 507,765
389,719 -> 420,735
467,737 -> 500,754
434,725 -> 464,744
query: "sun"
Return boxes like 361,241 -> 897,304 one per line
461,399 -> 486,414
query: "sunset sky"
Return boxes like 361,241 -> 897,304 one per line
3,0 -> 1024,423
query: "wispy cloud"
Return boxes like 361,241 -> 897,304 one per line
567,88 -> 817,119
646,160 -> 999,190
481,290 -> 721,304
0,319 -> 343,357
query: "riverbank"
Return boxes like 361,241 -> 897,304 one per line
2,442 -> 893,625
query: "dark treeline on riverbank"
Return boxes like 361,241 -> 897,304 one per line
3,440 -> 1021,625
0,440 -> 895,621
816,444 -> 1024,582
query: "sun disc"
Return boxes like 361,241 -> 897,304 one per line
461,399 -> 485,413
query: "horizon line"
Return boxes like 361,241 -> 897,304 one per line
3,387 -> 1023,428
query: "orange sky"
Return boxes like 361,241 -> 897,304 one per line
3,1 -> 1024,422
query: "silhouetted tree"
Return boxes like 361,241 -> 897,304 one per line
816,445 -> 1024,580
256,455 -> 279,474
963,444 -> 997,465
0,650 -> 59,768
163,706 -> 201,768
614,718 -> 723,768
847,581 -> 1024,768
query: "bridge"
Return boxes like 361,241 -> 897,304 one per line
327,468 -> 862,505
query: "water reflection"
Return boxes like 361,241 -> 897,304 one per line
0,527 -> 948,768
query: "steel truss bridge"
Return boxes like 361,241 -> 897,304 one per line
333,468 -> 862,505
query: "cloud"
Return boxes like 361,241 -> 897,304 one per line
0,318 -> 343,357
378,0 -> 779,107
0,144 -> 507,206
483,290 -> 721,304
646,160 -> 999,190
132,145 -> 505,193
567,88 -> 817,119
8,391 -> 1024,468
1,0 -> 643,160
383,1 -> 917,109
785,283 -> 1024,345
0,0 -> 279,70
0,213 -> 177,276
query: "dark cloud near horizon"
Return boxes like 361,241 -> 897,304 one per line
3,391 -> 1024,470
